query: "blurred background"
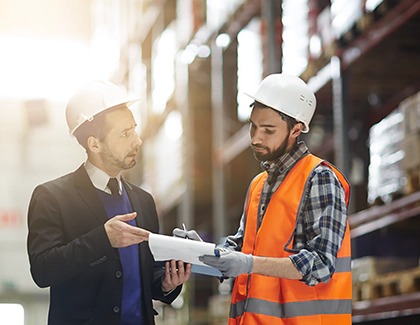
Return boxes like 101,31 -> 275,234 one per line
0,0 -> 419,324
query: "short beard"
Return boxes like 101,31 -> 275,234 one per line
252,138 -> 289,162
100,144 -> 138,171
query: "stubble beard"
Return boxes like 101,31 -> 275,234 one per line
101,146 -> 138,172
252,138 -> 289,163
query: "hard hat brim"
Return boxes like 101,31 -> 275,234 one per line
70,98 -> 140,135
243,92 -> 310,133
243,91 -> 272,110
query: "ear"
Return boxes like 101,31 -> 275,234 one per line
290,123 -> 303,139
87,136 -> 101,153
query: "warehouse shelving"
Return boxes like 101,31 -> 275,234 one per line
208,4 -> 420,323
350,190 -> 420,322
349,191 -> 420,238
131,1 -> 420,323
302,0 -> 420,323
352,291 -> 420,322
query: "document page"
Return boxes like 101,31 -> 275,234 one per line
148,233 -> 222,276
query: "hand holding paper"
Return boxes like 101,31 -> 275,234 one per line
199,248 -> 254,278
148,233 -> 222,277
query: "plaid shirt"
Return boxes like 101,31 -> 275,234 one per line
225,141 -> 348,286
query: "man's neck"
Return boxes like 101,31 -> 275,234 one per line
87,157 -> 120,177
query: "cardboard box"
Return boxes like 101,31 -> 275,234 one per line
317,7 -> 334,50
331,0 -> 363,38
401,91 -> 420,134
402,132 -> 420,170
368,108 -> 405,204
352,256 -> 419,284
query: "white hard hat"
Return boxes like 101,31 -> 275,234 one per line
245,74 -> 316,133
65,80 -> 139,135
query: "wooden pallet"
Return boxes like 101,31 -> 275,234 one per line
405,167 -> 420,195
337,0 -> 400,47
371,0 -> 399,20
359,15 -> 372,32
353,267 -> 420,301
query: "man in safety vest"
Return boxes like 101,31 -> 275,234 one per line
198,74 -> 352,324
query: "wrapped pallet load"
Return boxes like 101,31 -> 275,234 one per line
401,91 -> 420,194
368,107 -> 405,205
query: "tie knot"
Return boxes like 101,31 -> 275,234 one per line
107,178 -> 120,196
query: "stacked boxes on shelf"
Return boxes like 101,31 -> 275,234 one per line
330,0 -> 363,41
367,108 -> 405,205
315,6 -> 334,58
401,91 -> 420,194
352,256 -> 419,301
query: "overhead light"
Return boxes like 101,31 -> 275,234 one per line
215,33 -> 231,48
197,45 -> 211,58
180,43 -> 198,64
309,35 -> 322,58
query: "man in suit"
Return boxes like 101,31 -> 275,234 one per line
27,80 -> 191,325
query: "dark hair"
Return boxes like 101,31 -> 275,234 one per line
73,106 -> 122,150
251,101 -> 300,132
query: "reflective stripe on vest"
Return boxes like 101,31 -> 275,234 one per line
335,256 -> 351,273
229,154 -> 352,325
230,297 -> 352,319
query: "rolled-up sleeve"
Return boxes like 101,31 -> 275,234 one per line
289,166 -> 348,286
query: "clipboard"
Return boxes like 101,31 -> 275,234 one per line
148,233 -> 222,277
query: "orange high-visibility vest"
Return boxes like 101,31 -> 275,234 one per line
229,154 -> 352,325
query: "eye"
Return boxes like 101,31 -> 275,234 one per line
121,129 -> 133,138
265,128 -> 275,135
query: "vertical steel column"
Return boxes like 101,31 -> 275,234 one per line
176,55 -> 196,308
262,0 -> 282,73
211,44 -> 226,242
177,58 -> 193,234
331,56 -> 350,175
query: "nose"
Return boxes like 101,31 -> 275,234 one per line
132,132 -> 142,148
250,127 -> 263,146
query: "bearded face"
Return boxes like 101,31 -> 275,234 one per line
249,106 -> 298,163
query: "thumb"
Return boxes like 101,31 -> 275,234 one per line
172,228 -> 185,237
115,212 -> 137,221
199,255 -> 218,264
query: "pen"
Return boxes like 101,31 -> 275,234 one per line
182,223 -> 187,232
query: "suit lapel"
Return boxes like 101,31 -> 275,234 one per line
122,179 -> 154,291
122,179 -> 147,229
73,165 -> 108,224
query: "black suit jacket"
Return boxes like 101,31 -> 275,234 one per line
27,165 -> 180,324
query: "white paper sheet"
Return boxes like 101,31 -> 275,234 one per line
148,233 -> 222,277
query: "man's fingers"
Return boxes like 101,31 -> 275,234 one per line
161,260 -> 192,293
177,261 -> 185,277
105,212 -> 151,247
114,212 -> 150,240
164,260 -> 190,278
126,225 -> 150,240
166,260 -> 191,282
170,260 -> 179,278
115,212 -> 137,221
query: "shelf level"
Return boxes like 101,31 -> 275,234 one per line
353,291 -> 420,322
349,191 -> 420,238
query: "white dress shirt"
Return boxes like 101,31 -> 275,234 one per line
84,160 -> 121,195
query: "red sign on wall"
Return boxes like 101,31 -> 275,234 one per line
0,210 -> 23,228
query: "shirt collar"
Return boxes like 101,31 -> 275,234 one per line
84,160 -> 121,194
260,141 -> 309,174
